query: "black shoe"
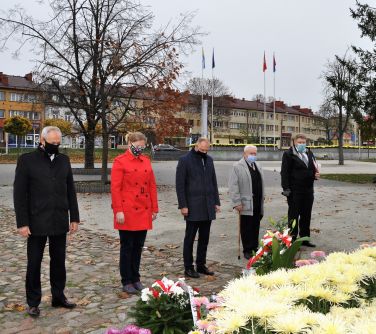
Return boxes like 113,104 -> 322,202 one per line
133,282 -> 145,291
302,241 -> 316,248
244,252 -> 251,260
184,268 -> 200,278
197,266 -> 214,276
27,306 -> 40,317
51,298 -> 76,309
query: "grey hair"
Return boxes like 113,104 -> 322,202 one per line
41,126 -> 62,139
244,145 -> 257,152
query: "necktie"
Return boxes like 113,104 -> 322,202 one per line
301,153 -> 308,166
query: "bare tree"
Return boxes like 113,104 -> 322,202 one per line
317,98 -> 338,144
322,53 -> 362,165
0,0 -> 200,181
185,77 -> 232,97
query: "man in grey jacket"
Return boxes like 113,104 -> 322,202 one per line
228,145 -> 264,259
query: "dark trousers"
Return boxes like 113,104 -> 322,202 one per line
26,234 -> 67,307
183,220 -> 211,270
119,230 -> 147,285
287,192 -> 314,239
240,213 -> 261,254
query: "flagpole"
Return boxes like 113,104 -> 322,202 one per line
273,52 -> 276,150
201,48 -> 204,138
264,70 -> 266,150
210,48 -> 215,144
211,66 -> 214,143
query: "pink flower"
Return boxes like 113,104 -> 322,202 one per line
206,302 -> 220,310
307,259 -> 319,265
138,329 -> 152,334
193,297 -> 209,307
105,328 -> 123,334
310,251 -> 326,258
123,324 -> 140,334
295,259 -> 312,267
197,320 -> 210,330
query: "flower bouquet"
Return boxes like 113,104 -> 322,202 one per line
129,277 -> 194,334
246,219 -> 309,275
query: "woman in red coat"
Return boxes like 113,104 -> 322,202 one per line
111,132 -> 158,294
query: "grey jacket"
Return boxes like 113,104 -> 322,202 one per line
228,158 -> 265,216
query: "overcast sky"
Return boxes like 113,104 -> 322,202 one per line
1,0 -> 372,112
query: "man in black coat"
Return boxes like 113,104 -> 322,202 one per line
176,137 -> 220,278
14,126 -> 80,317
280,133 -> 320,247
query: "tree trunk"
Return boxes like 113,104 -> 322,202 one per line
338,106 -> 344,165
338,131 -> 344,165
84,134 -> 95,169
101,132 -> 109,184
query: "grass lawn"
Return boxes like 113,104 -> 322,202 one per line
320,174 -> 376,184
361,159 -> 376,163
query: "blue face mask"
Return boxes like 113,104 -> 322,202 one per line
296,144 -> 306,153
247,155 -> 257,163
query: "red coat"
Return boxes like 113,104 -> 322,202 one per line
111,150 -> 158,231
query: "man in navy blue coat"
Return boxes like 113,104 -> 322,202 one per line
176,137 -> 220,278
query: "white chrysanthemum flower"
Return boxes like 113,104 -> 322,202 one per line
141,288 -> 152,302
215,311 -> 248,334
267,307 -> 314,333
311,316 -> 349,334
170,285 -> 184,295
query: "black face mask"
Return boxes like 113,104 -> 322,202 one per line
44,141 -> 60,155
196,150 -> 207,158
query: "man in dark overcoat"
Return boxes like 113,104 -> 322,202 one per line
14,126 -> 80,317
176,137 -> 220,278
280,133 -> 320,247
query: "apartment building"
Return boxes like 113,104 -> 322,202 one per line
0,72 -> 44,147
180,96 -> 329,147
0,70 -> 359,149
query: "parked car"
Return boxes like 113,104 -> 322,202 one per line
153,144 -> 180,151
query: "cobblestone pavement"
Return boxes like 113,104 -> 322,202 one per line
0,206 -> 242,334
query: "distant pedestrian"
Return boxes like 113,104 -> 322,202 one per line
228,145 -> 265,259
280,133 -> 320,247
14,126 -> 80,317
111,132 -> 158,294
176,137 -> 220,278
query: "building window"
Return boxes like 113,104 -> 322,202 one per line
216,140 -> 219,144
9,110 -> 40,120
10,93 -> 22,102
188,119 -> 194,127
197,120 -> 200,127
0,110 -> 4,118
213,121 -> 224,128
0,91 -> 5,101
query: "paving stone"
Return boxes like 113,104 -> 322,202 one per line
0,205 -> 239,332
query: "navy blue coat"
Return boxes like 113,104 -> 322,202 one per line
176,149 -> 220,221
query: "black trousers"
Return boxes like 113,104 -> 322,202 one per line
26,234 -> 67,307
119,230 -> 147,286
287,192 -> 314,239
240,212 -> 261,254
183,220 -> 211,270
